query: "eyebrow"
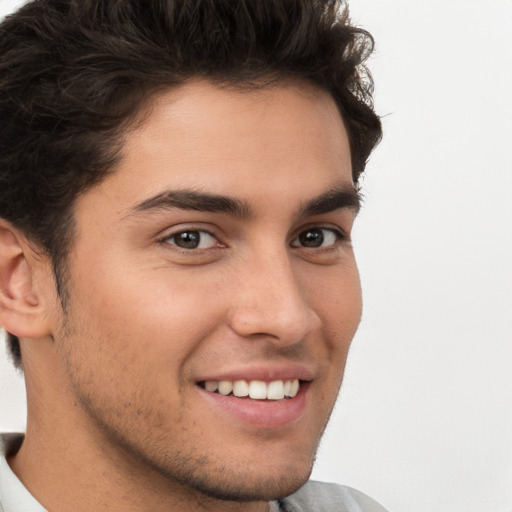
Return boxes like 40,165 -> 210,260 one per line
132,190 -> 252,219
301,185 -> 361,216
129,184 -> 361,219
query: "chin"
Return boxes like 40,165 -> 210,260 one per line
167,449 -> 315,504
183,465 -> 313,503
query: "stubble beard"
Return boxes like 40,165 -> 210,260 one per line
80,397 -> 320,505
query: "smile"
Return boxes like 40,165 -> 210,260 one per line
199,379 -> 300,400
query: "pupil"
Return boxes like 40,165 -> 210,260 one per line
299,229 -> 324,247
176,231 -> 200,249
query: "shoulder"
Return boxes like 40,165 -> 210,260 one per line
280,480 -> 389,512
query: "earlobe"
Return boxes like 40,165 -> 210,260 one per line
0,221 -> 51,339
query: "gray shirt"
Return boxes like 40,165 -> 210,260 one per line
279,481 -> 389,511
0,433 -> 388,512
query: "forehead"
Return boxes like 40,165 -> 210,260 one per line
80,80 -> 353,216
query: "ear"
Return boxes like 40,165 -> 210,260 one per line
0,221 -> 52,339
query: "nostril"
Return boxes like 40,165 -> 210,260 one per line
227,302 -> 320,346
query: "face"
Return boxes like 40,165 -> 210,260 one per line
51,81 -> 362,502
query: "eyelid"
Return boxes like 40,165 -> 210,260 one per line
290,226 -> 347,248
158,225 -> 225,250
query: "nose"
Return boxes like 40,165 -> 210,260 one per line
227,250 -> 321,346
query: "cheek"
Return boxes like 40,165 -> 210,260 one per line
305,260 -> 362,330
66,262 -> 227,372
304,261 -> 362,373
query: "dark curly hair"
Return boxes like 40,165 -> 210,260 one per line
0,0 -> 382,369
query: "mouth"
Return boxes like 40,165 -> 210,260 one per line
195,374 -> 311,428
197,379 -> 301,400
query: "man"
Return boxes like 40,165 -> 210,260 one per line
0,0 -> 384,510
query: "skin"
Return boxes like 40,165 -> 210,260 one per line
4,80 -> 362,512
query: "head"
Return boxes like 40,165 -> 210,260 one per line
0,0 -> 381,506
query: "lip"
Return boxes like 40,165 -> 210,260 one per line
196,364 -> 314,384
196,380 -> 310,429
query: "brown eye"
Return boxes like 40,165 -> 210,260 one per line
167,230 -> 218,249
291,228 -> 341,248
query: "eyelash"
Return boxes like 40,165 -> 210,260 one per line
160,229 -> 222,251
290,226 -> 347,249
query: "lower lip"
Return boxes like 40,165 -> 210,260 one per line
197,383 -> 310,429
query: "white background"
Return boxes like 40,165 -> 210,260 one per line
1,1 -> 511,511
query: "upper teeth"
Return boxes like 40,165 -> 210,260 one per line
203,379 -> 300,400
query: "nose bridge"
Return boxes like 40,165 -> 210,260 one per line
228,245 -> 321,344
